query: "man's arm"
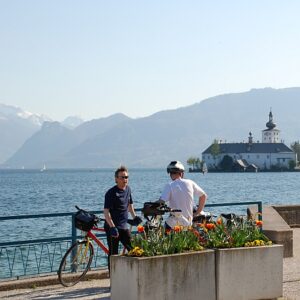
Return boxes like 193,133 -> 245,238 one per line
128,203 -> 137,218
104,208 -> 115,228
194,194 -> 207,216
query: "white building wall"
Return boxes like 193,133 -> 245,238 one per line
202,151 -> 296,170
262,130 -> 280,143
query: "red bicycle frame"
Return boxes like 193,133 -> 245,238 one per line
86,226 -> 109,254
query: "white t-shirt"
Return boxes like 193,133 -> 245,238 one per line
160,178 -> 207,226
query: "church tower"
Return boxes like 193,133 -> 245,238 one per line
262,110 -> 280,143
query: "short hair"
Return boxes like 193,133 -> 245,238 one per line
115,165 -> 128,178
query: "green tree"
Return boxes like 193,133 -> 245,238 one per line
219,155 -> 234,171
187,157 -> 203,171
195,158 -> 201,169
210,139 -> 220,159
290,141 -> 300,164
187,157 -> 197,169
289,160 -> 296,170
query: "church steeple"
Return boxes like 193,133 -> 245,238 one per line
248,132 -> 253,145
266,109 -> 276,130
262,109 -> 280,143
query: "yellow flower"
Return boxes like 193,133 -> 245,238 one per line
128,246 -> 145,257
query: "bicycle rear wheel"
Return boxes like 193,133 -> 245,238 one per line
58,240 -> 94,287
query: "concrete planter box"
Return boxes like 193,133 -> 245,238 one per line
111,250 -> 216,300
216,244 -> 283,300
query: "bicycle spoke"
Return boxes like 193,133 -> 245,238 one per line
58,240 -> 94,287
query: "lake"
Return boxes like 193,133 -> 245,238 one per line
1,168 -> 300,241
1,169 -> 300,278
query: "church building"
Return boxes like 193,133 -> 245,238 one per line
202,111 -> 297,171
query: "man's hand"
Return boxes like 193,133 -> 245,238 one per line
110,227 -> 119,238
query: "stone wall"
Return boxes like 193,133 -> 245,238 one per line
273,205 -> 300,228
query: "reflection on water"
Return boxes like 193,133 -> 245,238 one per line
1,169 -> 300,241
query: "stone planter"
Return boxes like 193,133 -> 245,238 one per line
215,244 -> 283,300
111,250 -> 216,300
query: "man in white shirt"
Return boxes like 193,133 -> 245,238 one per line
159,161 -> 207,228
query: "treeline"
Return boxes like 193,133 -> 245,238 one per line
291,141 -> 300,164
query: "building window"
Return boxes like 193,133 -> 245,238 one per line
267,155 -> 269,159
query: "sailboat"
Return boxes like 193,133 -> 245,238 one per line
40,164 -> 47,172
201,162 -> 208,175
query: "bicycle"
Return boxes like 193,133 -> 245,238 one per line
57,206 -> 136,287
141,201 -> 214,230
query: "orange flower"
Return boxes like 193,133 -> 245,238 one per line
217,218 -> 222,225
173,225 -> 181,232
255,220 -> 263,227
137,225 -> 145,232
205,223 -> 216,230
191,229 -> 200,238
165,229 -> 171,235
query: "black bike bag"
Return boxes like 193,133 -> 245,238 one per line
142,202 -> 165,217
74,209 -> 98,231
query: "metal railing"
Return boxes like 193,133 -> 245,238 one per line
0,201 -> 262,280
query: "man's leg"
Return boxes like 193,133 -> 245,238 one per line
105,229 -> 120,275
118,228 -> 132,251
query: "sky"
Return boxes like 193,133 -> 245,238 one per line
1,1 -> 300,121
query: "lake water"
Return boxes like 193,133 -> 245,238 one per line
1,169 -> 300,278
1,168 -> 300,241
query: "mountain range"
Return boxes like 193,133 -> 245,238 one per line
1,87 -> 300,168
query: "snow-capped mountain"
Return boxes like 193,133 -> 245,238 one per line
0,103 -> 52,126
0,103 -> 52,164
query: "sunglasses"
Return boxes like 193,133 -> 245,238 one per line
118,176 -> 129,179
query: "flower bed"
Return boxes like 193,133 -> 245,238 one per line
128,214 -> 272,256
128,225 -> 203,257
111,214 -> 283,300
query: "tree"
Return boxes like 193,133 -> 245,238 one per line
187,157 -> 197,169
219,155 -> 234,171
289,160 -> 296,170
187,157 -> 203,171
195,157 -> 201,169
290,141 -> 300,164
210,139 -> 220,159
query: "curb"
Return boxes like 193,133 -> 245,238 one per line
0,269 -> 109,291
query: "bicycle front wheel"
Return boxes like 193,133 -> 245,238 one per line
58,240 -> 94,287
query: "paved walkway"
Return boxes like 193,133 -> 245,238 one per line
283,228 -> 300,299
1,229 -> 300,300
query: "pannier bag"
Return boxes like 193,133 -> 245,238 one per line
75,209 -> 98,231
142,202 -> 165,217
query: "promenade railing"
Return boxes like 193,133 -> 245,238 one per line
0,201 -> 262,280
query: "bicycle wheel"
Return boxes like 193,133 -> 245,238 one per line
58,240 -> 94,287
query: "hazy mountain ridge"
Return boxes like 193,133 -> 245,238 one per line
4,113 -> 132,168
2,87 -> 300,168
0,103 -> 52,163
61,116 -> 84,129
